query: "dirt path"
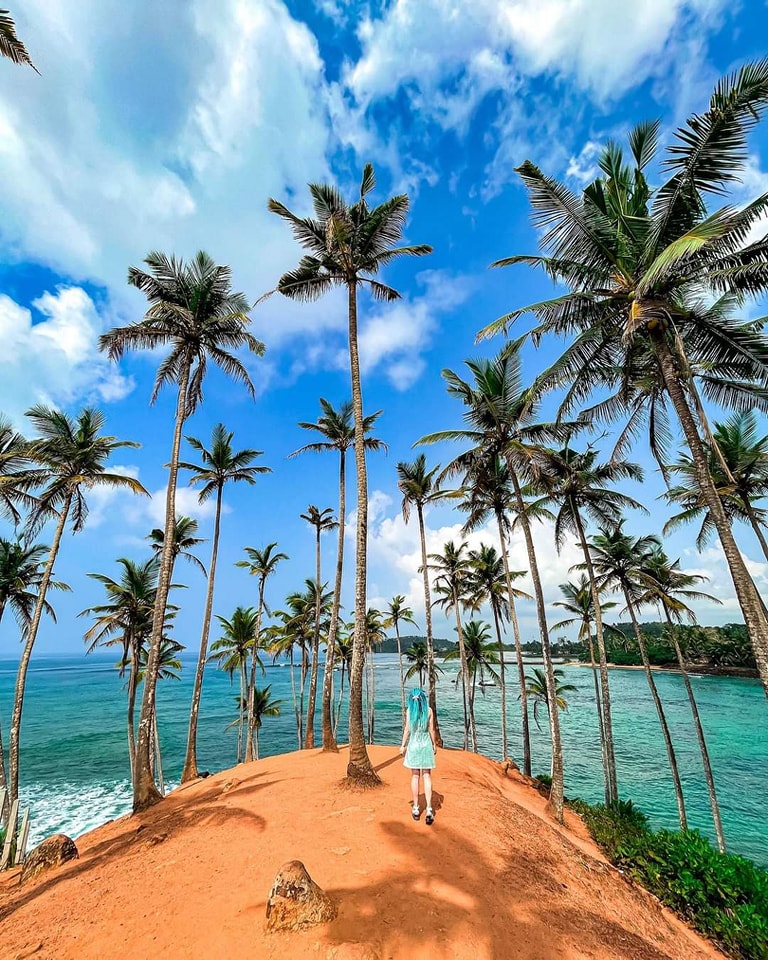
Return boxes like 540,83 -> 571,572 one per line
0,746 -> 724,960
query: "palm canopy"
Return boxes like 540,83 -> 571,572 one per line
429,541 -> 473,611
289,399 -> 386,458
523,667 -> 577,727
466,543 -> 528,617
551,575 -> 619,640
585,521 -> 664,609
637,546 -> 720,624
210,606 -> 263,677
0,9 -> 38,72
397,454 -> 452,521
18,406 -> 147,534
236,542 -> 289,591
0,539 -> 69,631
100,251 -> 264,416
147,515 -> 207,577
445,620 -> 500,684
266,163 -> 431,302
179,423 -> 270,502
384,595 -> 417,631
300,504 -> 338,534
0,415 -> 34,525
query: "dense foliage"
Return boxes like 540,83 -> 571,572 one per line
582,622 -> 756,669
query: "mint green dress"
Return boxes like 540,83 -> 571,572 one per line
404,727 -> 435,770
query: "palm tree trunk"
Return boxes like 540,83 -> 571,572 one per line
255,724 -> 260,761
305,526 -> 322,749
469,668 -> 479,753
238,663 -> 246,763
345,280 -> 378,783
182,485 -> 223,781
298,646 -> 308,749
507,466 -> 564,821
496,513 -> 530,774
742,497 -> 768,566
665,616 -> 726,851
417,502 -> 443,747
367,650 -> 376,743
153,712 -> 165,796
9,491 -> 72,806
395,621 -> 406,727
126,635 -> 139,779
652,332 -> 768,694
490,603 -> 508,761
623,588 -> 688,830
452,590 -> 470,751
289,649 -> 301,749
585,628 -> 610,806
574,509 -> 618,803
0,608 -> 6,822
245,579 -> 266,762
322,449 -> 346,751
334,661 -> 346,738
134,363 -> 191,811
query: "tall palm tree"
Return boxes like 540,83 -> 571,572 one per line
179,424 -> 270,782
333,627 -> 354,738
429,540 -> 472,750
467,542 -> 528,762
482,68 -> 768,692
209,607 -> 262,764
81,557 -> 160,778
360,607 -> 387,743
552,576 -> 620,803
100,251 -> 264,810
7,406 -> 146,806
396,455 -> 445,747
533,443 -> 645,803
638,545 -> 727,851
523,668 -> 577,735
264,621 -> 302,748
664,411 -> 768,563
404,639 -> 433,686
0,9 -> 38,72
138,636 -> 183,795
444,619 -> 500,753
588,523 -> 688,830
236,543 -> 288,760
290,400 -> 386,753
0,416 -> 33,526
147,515 -> 207,577
299,505 -> 337,749
419,343 -> 568,821
384,595 -> 418,726
268,165 -> 431,783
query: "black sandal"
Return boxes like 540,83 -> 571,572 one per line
425,807 -> 434,825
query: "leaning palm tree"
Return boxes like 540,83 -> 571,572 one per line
179,424 -> 270,782
638,545 -> 727,851
100,251 -> 264,811
419,343 -> 568,821
588,523 -> 688,830
445,619 -> 500,753
290,399 -> 386,752
0,9 -> 38,72
481,66 -> 768,691
396,455 -> 446,747
147,515 -> 207,577
523,668 -> 577,736
384,595 -> 418,725
268,165 -> 431,783
236,543 -> 288,760
299,505 -> 337,749
7,406 -> 146,806
209,607 -> 262,764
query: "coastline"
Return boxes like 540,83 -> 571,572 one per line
562,660 -> 759,679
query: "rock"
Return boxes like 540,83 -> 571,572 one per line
265,860 -> 337,932
502,758 -> 520,777
20,834 -> 79,885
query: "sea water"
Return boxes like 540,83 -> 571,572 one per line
0,654 -> 766,865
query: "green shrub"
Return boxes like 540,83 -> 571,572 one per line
571,799 -> 768,960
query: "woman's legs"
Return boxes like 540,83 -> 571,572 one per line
411,771 -> 420,807
423,771 -> 433,811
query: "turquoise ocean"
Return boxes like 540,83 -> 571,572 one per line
1,654 -> 766,865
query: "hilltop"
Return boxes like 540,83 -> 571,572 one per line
0,746 -> 723,960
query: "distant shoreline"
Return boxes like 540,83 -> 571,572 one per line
562,660 -> 759,679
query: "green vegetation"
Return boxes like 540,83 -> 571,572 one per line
571,799 -> 768,960
587,622 -> 756,671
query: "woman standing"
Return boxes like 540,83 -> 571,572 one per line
400,688 -> 437,825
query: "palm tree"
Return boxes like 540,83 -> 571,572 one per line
290,399 -> 386,751
7,406 -> 146,806
534,443 -> 645,803
147,515 -> 207,577
179,424 -> 270,782
0,9 -> 38,72
384,595 -> 418,725
429,540 -> 472,750
404,639 -> 429,686
236,543 -> 288,760
249,686 -> 281,760
100,250 -> 264,811
209,607 -> 262,764
268,164 -> 431,784
664,411 -> 768,563
397,455 -> 445,747
81,557 -> 160,778
445,619 -> 500,752
482,69 -> 768,692
523,667 -> 577,734
333,627 -> 354,737
138,636 -> 183,794
0,416 -> 33,526
264,621 -> 302,748
419,343 -> 568,821
299,505 -> 337,749
638,545 -> 727,851
467,542 -> 528,763
361,607 -> 387,743
552,576 -> 620,803
588,523 -> 688,830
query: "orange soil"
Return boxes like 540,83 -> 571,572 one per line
1,746 -> 724,960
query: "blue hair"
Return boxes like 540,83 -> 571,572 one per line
407,688 -> 428,731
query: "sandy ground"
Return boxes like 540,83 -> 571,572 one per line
0,746 -> 724,960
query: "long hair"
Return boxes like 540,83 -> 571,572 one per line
407,687 -> 428,731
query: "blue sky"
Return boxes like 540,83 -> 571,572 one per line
2,0 -> 768,656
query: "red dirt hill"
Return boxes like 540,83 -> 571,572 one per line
0,746 -> 723,960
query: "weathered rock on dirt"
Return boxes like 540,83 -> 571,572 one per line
265,860 -> 337,932
20,834 -> 79,885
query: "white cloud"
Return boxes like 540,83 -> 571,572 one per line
0,287 -> 133,425
144,485 -> 222,528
